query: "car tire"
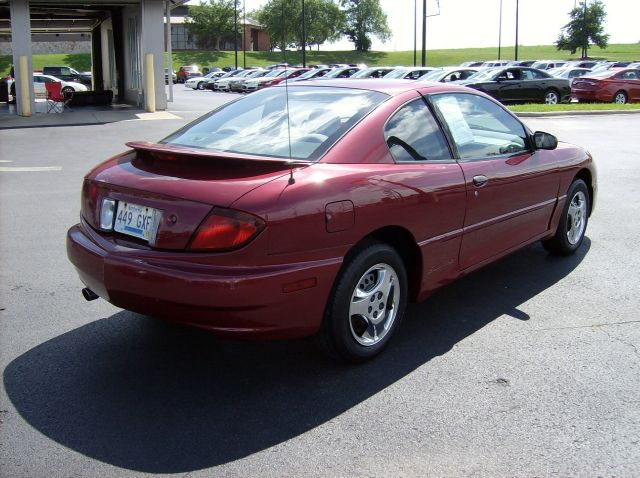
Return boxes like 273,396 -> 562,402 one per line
613,90 -> 628,104
317,241 -> 408,362
197,82 -> 205,90
542,179 -> 589,256
544,89 -> 560,104
62,86 -> 74,94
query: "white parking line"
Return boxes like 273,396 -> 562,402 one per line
0,160 -> 13,163
0,166 -> 63,172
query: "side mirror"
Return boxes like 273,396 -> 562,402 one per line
533,131 -> 558,150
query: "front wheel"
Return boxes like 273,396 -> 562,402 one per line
544,89 -> 560,104
197,82 -> 205,90
62,86 -> 74,94
542,179 -> 589,255
317,242 -> 408,362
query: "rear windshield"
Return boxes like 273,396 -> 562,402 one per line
161,86 -> 388,161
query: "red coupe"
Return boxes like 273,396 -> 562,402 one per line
67,80 -> 596,361
571,68 -> 640,103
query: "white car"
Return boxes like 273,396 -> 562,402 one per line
214,70 -> 255,92
8,73 -> 88,99
185,71 -> 224,90
34,73 -> 87,97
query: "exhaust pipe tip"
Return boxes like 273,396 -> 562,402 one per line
82,287 -> 99,301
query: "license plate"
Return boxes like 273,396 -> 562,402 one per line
114,201 -> 161,243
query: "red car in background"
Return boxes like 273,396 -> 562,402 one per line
243,68 -> 310,92
67,80 -> 596,362
571,68 -> 640,103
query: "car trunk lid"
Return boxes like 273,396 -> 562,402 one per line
84,142 -> 308,250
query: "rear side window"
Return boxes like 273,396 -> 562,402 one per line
384,99 -> 451,162
162,86 -> 388,161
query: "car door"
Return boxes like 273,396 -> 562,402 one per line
429,92 -> 560,270
492,68 -> 524,102
621,70 -> 640,101
383,96 -> 467,293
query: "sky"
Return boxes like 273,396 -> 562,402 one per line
187,0 -> 640,52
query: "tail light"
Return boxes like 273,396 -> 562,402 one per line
81,179 -> 100,227
189,208 -> 265,251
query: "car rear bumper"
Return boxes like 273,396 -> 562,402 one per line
66,221 -> 341,339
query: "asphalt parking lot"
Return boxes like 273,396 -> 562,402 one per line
1,87 -> 639,477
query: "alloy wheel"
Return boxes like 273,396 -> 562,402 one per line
348,263 -> 400,346
566,190 -> 587,245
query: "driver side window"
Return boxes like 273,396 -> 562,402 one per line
431,93 -> 529,160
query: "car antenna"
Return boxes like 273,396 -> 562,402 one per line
282,0 -> 295,185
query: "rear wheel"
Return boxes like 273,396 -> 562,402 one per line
544,89 -> 560,104
197,82 -> 205,90
542,179 -> 589,255
317,242 -> 407,362
613,90 -> 628,104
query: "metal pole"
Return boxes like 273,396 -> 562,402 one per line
243,0 -> 246,68
413,0 -> 417,66
421,0 -> 426,66
498,0 -> 502,60
165,0 -> 173,103
302,0 -> 306,67
582,0 -> 588,59
234,1 -> 238,69
514,0 -> 519,61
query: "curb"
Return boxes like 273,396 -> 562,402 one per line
514,109 -> 640,117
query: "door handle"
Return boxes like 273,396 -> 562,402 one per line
472,175 -> 488,187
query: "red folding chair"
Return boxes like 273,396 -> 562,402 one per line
45,82 -> 72,113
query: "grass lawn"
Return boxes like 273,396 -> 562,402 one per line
2,43 -> 640,73
508,103 -> 640,113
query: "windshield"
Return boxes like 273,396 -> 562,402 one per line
583,69 -> 619,78
323,68 -> 351,78
466,68 -> 499,81
421,69 -> 446,81
161,86 -> 388,161
263,69 -> 286,78
350,68 -> 375,78
244,70 -> 266,79
384,69 -> 409,79
298,69 -> 324,79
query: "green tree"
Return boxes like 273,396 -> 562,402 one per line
254,0 -> 300,50
185,0 -> 239,50
556,0 -> 609,58
255,0 -> 344,51
341,0 -> 390,51
304,0 -> 345,51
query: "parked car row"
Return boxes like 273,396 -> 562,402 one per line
177,62 -> 639,105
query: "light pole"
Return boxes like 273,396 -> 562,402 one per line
302,0 -> 306,67
234,0 -> 238,69
421,0 -> 426,66
582,0 -> 588,59
514,0 -> 519,61
413,0 -> 417,66
498,0 -> 503,60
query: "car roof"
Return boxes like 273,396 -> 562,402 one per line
275,78 -> 473,96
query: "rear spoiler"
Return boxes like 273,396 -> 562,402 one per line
126,141 -> 312,166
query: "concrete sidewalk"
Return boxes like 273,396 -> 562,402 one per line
0,103 -> 182,129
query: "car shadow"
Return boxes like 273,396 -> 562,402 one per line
3,240 -> 590,473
